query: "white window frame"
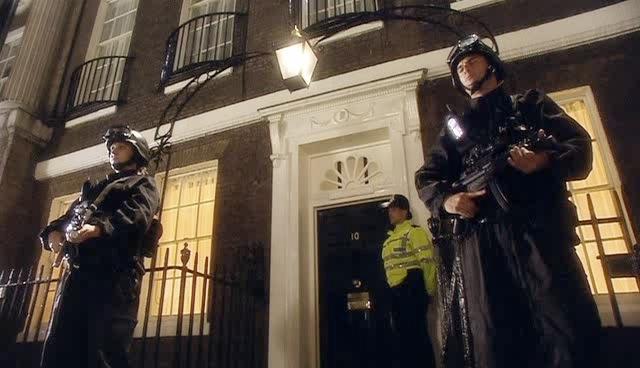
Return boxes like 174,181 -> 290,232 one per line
133,160 -> 219,337
550,85 -> 639,326
0,26 -> 24,95
3,26 -> 23,45
68,0 -> 138,127
162,0 -> 237,94
179,0 -> 236,25
86,0 -> 138,61
178,0 -> 237,59
549,86 -> 636,245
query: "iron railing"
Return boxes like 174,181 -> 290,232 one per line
0,242 -> 268,368
290,1 -> 493,43
161,12 -> 248,86
296,0 -> 380,33
65,56 -> 132,118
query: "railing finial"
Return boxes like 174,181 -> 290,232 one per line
181,242 -> 191,266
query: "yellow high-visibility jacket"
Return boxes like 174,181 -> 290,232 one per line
381,220 -> 437,296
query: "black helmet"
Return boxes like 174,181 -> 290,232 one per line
381,194 -> 413,220
447,34 -> 505,95
103,125 -> 151,166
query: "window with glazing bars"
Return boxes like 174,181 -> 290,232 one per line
0,35 -> 21,95
552,89 -> 638,295
174,0 -> 236,71
24,194 -> 78,341
301,0 -> 378,29
73,0 -> 138,106
149,164 -> 218,316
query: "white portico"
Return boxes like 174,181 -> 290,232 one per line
261,69 -> 432,368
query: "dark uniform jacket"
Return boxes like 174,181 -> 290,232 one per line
40,169 -> 159,268
39,169 -> 159,368
415,87 -> 601,368
416,87 -> 591,247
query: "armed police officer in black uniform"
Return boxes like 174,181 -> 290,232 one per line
415,35 -> 601,368
39,126 -> 160,368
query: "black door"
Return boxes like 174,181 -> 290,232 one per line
317,199 -> 393,368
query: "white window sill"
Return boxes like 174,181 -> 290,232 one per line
65,105 -> 118,129
313,20 -> 384,46
451,0 -> 506,11
5,26 -> 24,44
163,66 -> 233,95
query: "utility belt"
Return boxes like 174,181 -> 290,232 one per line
68,250 -> 145,276
427,213 -> 504,244
427,192 -> 569,244
66,255 -> 145,304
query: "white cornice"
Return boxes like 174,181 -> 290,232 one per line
258,69 -> 427,118
34,0 -> 640,180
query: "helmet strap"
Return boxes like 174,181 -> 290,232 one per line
467,65 -> 495,96
111,153 -> 141,171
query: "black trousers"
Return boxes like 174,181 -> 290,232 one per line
41,266 -> 141,368
390,269 -> 436,367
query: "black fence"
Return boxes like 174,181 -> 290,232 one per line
65,56 -> 132,118
161,11 -> 248,86
0,243 -> 268,368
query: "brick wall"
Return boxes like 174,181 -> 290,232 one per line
39,0 -> 625,160
0,132 -> 43,270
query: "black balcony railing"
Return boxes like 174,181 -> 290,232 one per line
293,1 -> 479,40
161,11 -> 248,86
292,0 -> 380,36
65,56 -> 132,118
302,0 -> 379,30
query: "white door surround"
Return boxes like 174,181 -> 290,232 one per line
260,69 -> 431,368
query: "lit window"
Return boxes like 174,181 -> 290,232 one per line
149,162 -> 218,316
551,87 -> 638,295
96,0 -> 138,57
22,193 -> 79,341
76,0 -> 139,105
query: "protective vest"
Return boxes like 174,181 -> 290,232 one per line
381,220 -> 437,295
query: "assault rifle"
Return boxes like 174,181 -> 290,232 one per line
428,109 -> 558,241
